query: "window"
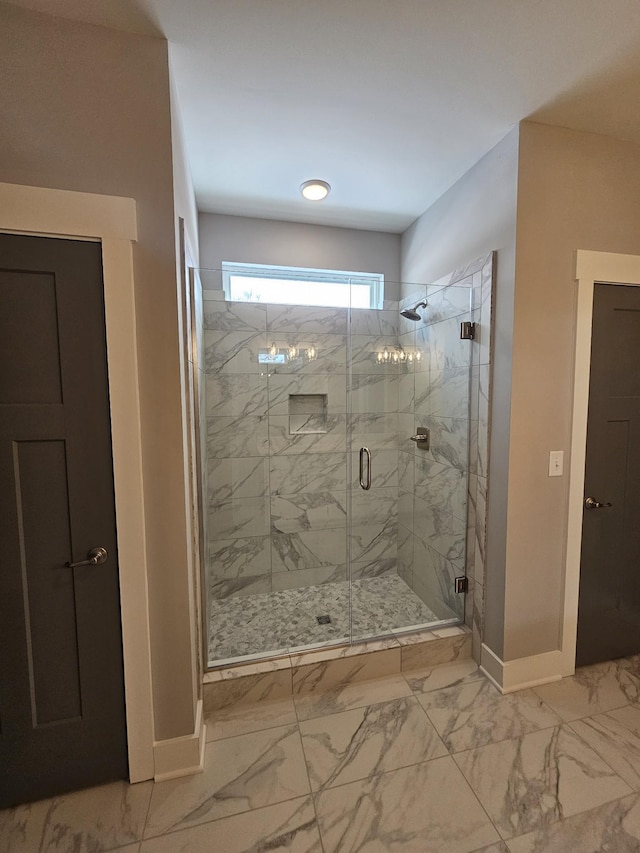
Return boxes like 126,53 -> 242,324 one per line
221,262 -> 384,309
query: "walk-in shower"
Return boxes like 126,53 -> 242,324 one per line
192,257 -> 494,669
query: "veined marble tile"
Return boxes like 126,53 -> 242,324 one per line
140,796 -> 322,853
203,299 -> 267,331
398,449 -> 415,490
401,632 -> 471,672
455,725 -> 632,840
210,574 -> 271,600
203,669 -> 292,713
293,647 -> 401,696
314,756 -> 499,853
205,694 -> 297,742
412,537 -> 464,619
209,535 -> 271,578
269,453 -> 347,495
349,373 -> 400,414
289,636 -> 399,668
414,457 -> 467,517
505,792 -> 640,853
405,658 -> 484,694
415,367 -> 471,419
266,305 -> 347,335
423,415 -> 470,471
350,519 -> 397,562
398,372 -> 415,413
569,705 -> 640,789
271,530 -> 347,572
0,780 -> 152,853
350,487 -> 398,526
418,679 -> 562,752
300,695 -> 447,792
267,372 -> 346,415
272,565 -> 346,592
533,659 -> 640,722
269,414 -> 347,455
424,285 -> 472,325
208,456 -> 268,503
265,334 -> 347,375
144,726 -> 310,836
349,448 -> 398,489
398,488 -> 414,531
270,491 -> 347,534
350,557 -> 397,579
207,414 -> 269,458
414,493 -> 466,562
209,495 -> 269,540
294,671 -> 410,722
348,412 -> 398,450
351,334 -> 402,375
350,307 -> 398,336
204,329 -> 266,374
427,316 -> 473,371
205,372 -> 268,417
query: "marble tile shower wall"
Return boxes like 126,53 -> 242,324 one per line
203,294 -> 402,601
398,253 -> 495,655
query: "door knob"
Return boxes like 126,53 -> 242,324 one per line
585,497 -> 613,510
65,547 -> 108,568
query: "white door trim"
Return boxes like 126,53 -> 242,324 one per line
0,182 -> 155,781
562,250 -> 640,677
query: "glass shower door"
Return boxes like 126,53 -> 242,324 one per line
347,277 -> 474,643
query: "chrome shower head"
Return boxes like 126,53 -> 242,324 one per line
400,300 -> 427,321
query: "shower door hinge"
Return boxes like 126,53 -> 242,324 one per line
460,321 -> 476,340
454,576 -> 468,594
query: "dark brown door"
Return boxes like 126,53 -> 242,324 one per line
577,283 -> 640,667
0,234 -> 127,807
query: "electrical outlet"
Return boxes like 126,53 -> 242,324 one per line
549,450 -> 564,477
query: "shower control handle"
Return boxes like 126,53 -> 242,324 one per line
410,427 -> 430,450
359,447 -> 372,491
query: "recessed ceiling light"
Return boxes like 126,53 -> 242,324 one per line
300,179 -> 331,201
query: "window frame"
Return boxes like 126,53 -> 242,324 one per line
221,261 -> 384,309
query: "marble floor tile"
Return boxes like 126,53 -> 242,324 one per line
533,659 -> 640,722
400,631 -> 471,671
0,780 -> 153,853
143,726 -> 309,837
506,792 -> 640,853
404,658 -> 485,694
454,725 -> 632,840
475,845 -> 510,853
294,673 -> 413,722
299,695 -> 447,791
418,679 -> 562,752
314,756 -> 500,853
205,695 -> 298,741
139,797 -> 322,853
569,704 -> 640,789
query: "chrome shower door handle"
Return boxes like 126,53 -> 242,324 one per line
359,447 -> 372,490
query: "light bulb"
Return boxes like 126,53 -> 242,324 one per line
300,180 -> 331,201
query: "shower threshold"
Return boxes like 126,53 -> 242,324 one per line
208,574 -> 460,670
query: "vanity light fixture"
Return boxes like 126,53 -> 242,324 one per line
300,179 -> 331,201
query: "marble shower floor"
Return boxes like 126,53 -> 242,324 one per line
8,656 -> 640,851
208,575 -> 441,664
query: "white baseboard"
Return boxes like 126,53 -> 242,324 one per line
480,644 -> 564,694
153,699 -> 207,781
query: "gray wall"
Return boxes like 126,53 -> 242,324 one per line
401,128 -> 519,659
0,5 -> 196,741
198,213 -> 402,300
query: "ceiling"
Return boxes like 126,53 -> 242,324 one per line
8,0 -> 640,232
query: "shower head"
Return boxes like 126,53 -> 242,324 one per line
400,300 -> 427,321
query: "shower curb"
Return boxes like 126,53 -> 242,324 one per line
203,626 -> 471,714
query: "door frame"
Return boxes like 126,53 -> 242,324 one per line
0,182 -> 155,781
563,249 -> 640,676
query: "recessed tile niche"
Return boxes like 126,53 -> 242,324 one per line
288,393 -> 328,435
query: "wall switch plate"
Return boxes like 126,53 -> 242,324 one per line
549,450 -> 564,477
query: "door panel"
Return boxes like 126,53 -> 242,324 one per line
0,234 -> 127,807
577,283 -> 640,666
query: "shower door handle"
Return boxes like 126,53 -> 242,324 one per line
359,447 -> 372,490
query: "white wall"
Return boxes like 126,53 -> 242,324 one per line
401,128 -> 520,658
199,213 -> 402,299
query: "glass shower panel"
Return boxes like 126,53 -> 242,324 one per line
199,269 -> 351,667
348,278 -> 473,643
